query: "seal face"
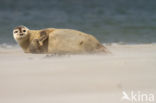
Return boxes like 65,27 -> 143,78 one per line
13,25 -> 29,41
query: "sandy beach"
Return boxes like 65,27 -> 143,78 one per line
0,44 -> 156,103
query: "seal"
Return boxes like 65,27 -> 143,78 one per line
13,25 -> 109,54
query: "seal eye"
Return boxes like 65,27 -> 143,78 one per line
23,30 -> 26,32
14,31 -> 18,33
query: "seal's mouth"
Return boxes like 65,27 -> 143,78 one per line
14,34 -> 26,41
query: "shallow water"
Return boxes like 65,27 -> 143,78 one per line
0,0 -> 156,44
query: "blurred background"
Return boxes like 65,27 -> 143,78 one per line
0,0 -> 156,44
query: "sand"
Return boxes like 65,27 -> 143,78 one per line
0,44 -> 156,103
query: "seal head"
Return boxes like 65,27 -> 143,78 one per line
13,25 -> 29,42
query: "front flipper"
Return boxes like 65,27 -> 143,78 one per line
38,31 -> 48,46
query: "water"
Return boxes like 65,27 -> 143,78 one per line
0,0 -> 156,44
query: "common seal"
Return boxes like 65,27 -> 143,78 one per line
13,25 -> 109,54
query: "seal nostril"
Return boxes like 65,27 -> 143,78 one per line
20,34 -> 23,36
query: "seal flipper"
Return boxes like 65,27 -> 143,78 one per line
38,31 -> 48,46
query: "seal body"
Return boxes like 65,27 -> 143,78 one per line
13,26 -> 108,54
48,29 -> 107,54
